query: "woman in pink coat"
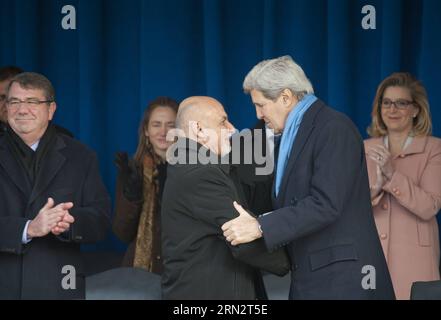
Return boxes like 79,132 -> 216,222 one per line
364,72 -> 441,299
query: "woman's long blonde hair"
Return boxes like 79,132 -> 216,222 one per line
367,72 -> 432,137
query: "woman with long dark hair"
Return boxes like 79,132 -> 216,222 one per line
113,96 -> 178,274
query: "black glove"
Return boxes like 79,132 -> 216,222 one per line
114,152 -> 143,201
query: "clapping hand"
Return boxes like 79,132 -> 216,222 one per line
367,145 -> 394,180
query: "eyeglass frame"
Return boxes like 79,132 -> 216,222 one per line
6,98 -> 54,110
380,98 -> 415,110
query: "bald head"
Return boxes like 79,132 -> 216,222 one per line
174,96 -> 235,156
176,96 -> 223,133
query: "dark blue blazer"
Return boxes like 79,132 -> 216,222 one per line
258,99 -> 395,299
0,133 -> 111,299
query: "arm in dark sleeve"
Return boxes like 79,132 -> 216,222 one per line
191,167 -> 289,276
232,164 -> 274,216
112,173 -> 143,243
229,238 -> 289,276
247,175 -> 274,215
60,152 -> 111,243
0,217 -> 28,255
259,119 -> 364,251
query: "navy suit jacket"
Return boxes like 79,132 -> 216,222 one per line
258,99 -> 395,299
0,133 -> 111,299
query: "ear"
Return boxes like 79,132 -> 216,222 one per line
280,89 -> 294,107
48,102 -> 57,121
412,105 -> 420,118
188,120 -> 200,139
195,122 -> 209,143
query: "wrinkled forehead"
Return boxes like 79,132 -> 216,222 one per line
250,89 -> 271,104
7,82 -> 46,99
209,103 -> 227,121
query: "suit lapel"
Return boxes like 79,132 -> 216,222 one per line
0,138 -> 32,196
29,136 -> 66,205
276,101 -> 324,202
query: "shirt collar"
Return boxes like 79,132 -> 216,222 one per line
380,135 -> 428,158
30,140 -> 40,151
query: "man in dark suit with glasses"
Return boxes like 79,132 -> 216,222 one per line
0,72 -> 110,299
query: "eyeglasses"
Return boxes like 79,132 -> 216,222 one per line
6,99 -> 53,110
381,98 -> 414,110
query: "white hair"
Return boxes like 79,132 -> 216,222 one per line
243,55 -> 314,100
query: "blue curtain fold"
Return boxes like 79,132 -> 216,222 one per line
1,0 -> 440,250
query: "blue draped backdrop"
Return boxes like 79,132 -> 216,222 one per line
1,0 -> 440,251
